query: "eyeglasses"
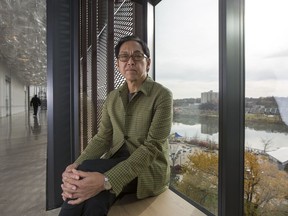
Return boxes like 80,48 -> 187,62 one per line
117,53 -> 147,62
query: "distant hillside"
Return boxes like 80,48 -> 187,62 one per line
173,98 -> 201,107
245,97 -> 278,108
174,96 -> 279,108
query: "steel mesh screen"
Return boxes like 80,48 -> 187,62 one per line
79,0 -> 89,151
79,0 -> 136,151
79,58 -> 84,151
96,0 -> 108,130
114,0 -> 134,89
79,0 -> 84,150
86,47 -> 93,143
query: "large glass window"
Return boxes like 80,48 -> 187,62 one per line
245,0 -> 288,215
155,0 -> 219,214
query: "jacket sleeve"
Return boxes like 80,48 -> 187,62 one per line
74,98 -> 113,165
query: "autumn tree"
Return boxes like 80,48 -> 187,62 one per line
244,152 -> 261,215
245,154 -> 288,216
175,151 -> 218,214
173,150 -> 288,216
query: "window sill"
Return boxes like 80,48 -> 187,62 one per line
108,189 -> 206,216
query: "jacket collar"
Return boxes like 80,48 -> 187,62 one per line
118,76 -> 154,96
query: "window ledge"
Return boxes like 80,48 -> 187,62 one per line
108,189 -> 206,216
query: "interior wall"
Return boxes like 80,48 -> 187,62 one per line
0,61 -> 27,117
0,61 -> 10,117
11,75 -> 27,114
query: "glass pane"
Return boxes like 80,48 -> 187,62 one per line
155,0 -> 219,214
245,1 -> 288,215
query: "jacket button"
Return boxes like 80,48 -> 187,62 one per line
124,135 -> 129,140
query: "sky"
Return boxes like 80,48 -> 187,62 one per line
154,0 -> 288,99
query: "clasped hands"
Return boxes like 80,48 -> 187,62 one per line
61,163 -> 106,205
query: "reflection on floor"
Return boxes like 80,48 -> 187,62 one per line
0,111 -> 60,216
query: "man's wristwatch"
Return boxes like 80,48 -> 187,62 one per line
104,175 -> 112,190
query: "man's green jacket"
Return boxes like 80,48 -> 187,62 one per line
75,76 -> 173,199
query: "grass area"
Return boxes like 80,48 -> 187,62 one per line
245,113 -> 283,123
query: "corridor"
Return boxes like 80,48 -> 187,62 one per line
0,110 -> 60,215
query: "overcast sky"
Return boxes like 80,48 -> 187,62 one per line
155,0 -> 288,99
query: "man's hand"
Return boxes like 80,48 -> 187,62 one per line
61,163 -> 79,201
68,169 -> 105,205
63,170 -> 106,205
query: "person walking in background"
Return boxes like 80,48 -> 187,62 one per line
30,94 -> 41,116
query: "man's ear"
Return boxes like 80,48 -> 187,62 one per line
146,58 -> 151,72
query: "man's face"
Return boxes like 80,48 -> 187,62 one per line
116,40 -> 151,83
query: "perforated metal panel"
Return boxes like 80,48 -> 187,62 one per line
79,59 -> 84,151
96,0 -> 109,132
87,48 -> 93,144
114,1 -> 134,89
80,0 -> 88,150
79,0 -> 139,151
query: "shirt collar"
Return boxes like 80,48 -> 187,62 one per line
118,76 -> 154,96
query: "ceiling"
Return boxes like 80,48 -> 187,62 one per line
0,0 -> 46,86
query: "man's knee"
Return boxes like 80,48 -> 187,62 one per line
83,191 -> 116,216
58,201 -> 84,216
77,160 -> 95,172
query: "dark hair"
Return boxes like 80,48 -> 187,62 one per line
115,35 -> 150,58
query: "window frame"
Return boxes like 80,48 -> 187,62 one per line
218,0 -> 245,215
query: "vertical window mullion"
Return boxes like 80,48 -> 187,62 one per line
218,0 -> 245,215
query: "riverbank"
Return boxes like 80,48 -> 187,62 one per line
174,111 -> 287,127
245,113 -> 283,123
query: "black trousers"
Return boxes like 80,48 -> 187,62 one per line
33,105 -> 39,115
58,145 -> 136,216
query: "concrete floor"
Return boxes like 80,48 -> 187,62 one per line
0,111 -> 60,216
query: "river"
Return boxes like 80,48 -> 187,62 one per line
172,116 -> 288,152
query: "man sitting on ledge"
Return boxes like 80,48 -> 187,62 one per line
58,35 -> 173,216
